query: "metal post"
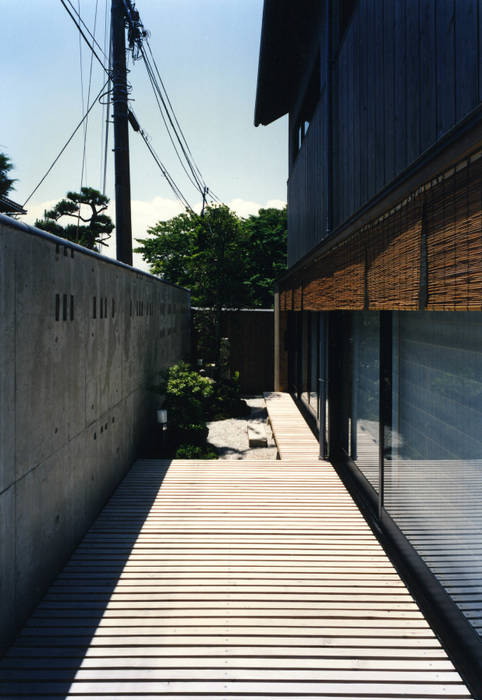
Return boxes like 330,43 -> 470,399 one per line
111,0 -> 133,265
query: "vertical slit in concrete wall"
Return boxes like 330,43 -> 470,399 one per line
70,295 -> 74,321
93,297 -> 97,319
112,299 -> 115,317
55,244 -> 60,256
55,294 -> 60,321
100,298 -> 104,319
71,249 -> 74,258
64,247 -> 68,257
62,294 -> 68,321
104,298 -> 107,318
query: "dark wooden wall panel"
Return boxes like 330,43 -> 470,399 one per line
366,0 -> 377,202
405,0 -> 421,166
374,3 -> 385,193
420,0 -> 437,152
480,0 -> 482,102
359,0 -> 369,207
383,1 -> 396,184
287,98 -> 325,266
287,0 -> 482,266
436,0 -> 456,138
352,12 -> 362,213
455,0 -> 479,121
394,1 -> 408,173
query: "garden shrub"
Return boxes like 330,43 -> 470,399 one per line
156,361 -> 249,458
175,443 -> 218,459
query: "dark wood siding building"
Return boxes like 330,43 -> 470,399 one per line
256,1 -> 482,695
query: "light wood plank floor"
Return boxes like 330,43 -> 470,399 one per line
264,392 -> 320,460
0,455 -> 472,698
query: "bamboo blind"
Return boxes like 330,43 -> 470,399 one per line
425,155 -> 482,311
280,152 -> 482,312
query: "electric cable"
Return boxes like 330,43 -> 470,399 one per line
141,52 -> 204,193
99,0 -> 111,193
64,0 -> 109,63
136,123 -> 193,212
121,0 -> 214,198
80,0 -> 100,189
145,38 -> 205,187
23,80 -> 110,208
60,0 -> 110,74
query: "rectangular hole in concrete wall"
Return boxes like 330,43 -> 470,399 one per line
112,299 -> 115,317
71,249 -> 74,258
55,294 -> 60,321
63,246 -> 68,257
104,298 -> 107,318
62,294 -> 68,321
93,296 -> 97,319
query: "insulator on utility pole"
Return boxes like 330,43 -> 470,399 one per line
111,0 -> 133,265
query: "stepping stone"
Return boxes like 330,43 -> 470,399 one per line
247,419 -> 268,447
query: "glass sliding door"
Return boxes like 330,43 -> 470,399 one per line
385,311 -> 482,639
309,313 -> 319,413
351,312 -> 380,491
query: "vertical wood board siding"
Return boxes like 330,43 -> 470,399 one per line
288,0 -> 482,265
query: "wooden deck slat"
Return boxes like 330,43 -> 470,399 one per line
0,394 -> 472,697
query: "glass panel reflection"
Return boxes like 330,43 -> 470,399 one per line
385,311 -> 482,638
352,312 -> 380,491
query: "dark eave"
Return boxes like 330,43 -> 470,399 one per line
0,194 -> 26,215
254,0 -> 322,127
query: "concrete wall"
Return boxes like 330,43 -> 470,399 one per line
0,215 -> 190,652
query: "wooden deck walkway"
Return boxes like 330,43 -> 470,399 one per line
0,454 -> 471,697
264,392 -> 320,460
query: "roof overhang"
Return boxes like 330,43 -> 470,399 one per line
0,194 -> 26,215
254,0 -> 322,127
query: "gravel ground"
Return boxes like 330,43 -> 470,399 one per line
207,396 -> 278,460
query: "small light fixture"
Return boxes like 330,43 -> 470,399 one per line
157,409 -> 168,430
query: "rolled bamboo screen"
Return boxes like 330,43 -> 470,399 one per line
425,155 -> 482,310
280,151 -> 482,312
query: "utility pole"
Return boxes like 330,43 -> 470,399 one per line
111,0 -> 133,265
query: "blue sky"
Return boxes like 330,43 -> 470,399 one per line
1,0 -> 287,266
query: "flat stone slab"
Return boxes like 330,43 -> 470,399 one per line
247,419 -> 268,447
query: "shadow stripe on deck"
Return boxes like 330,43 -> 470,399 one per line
0,455 -> 472,698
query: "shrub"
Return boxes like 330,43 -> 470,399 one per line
175,443 -> 218,459
210,371 -> 250,420
165,362 -> 214,420
170,423 -> 209,447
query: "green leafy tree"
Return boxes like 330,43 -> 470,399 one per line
35,186 -> 114,251
243,206 -> 287,308
0,153 -> 16,196
136,204 -> 287,309
136,204 -> 250,308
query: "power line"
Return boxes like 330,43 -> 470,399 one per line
122,0 -> 221,203
23,80 -> 110,208
64,0 -> 110,64
137,124 -> 194,213
61,0 -> 220,214
99,0 -> 111,194
60,0 -> 110,75
80,0 -> 100,189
